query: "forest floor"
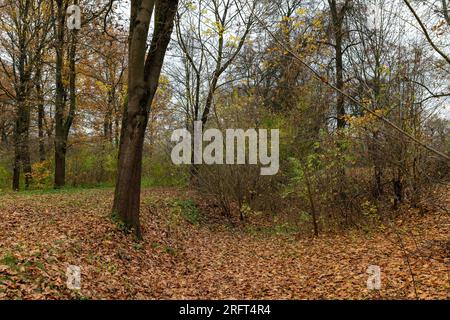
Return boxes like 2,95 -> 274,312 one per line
0,186 -> 448,300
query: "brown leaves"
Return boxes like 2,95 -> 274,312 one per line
0,187 -> 448,300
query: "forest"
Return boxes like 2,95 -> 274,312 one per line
0,0 -> 449,300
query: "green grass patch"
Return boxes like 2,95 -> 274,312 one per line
173,199 -> 204,225
164,246 -> 177,256
2,253 -> 19,270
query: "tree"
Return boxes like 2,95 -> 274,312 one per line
0,0 -> 52,190
112,0 -> 179,239
86,25 -> 128,146
52,0 -> 116,188
173,0 -> 256,179
327,0 -> 352,129
175,0 -> 256,129
403,0 -> 450,66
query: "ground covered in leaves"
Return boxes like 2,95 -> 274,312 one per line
0,187 -> 448,300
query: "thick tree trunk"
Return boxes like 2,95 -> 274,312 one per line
113,0 -> 178,239
54,1 -> 67,188
54,2 -> 77,188
113,104 -> 149,239
13,35 -> 32,190
13,100 -> 32,190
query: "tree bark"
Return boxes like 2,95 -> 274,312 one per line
54,0 -> 77,188
13,97 -> 32,190
54,0 -> 67,188
104,88 -> 116,142
328,0 -> 350,129
304,165 -> 319,237
112,0 -> 178,239
0,116 -> 7,146
36,67 -> 46,162
12,4 -> 33,191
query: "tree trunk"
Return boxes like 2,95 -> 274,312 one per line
112,0 -> 178,239
104,88 -> 116,142
13,99 -> 32,190
38,105 -> 46,162
13,25 -> 33,191
54,0 -> 67,188
54,1 -> 77,188
0,105 -> 8,146
0,122 -> 6,146
329,0 -> 350,129
36,68 -> 46,162
304,165 -> 319,237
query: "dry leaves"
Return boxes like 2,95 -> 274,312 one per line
0,187 -> 448,300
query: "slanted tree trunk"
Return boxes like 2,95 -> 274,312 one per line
112,0 -> 178,239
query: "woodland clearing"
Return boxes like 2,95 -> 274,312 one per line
0,186 -> 448,300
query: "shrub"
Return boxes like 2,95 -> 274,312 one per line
195,164 -> 279,221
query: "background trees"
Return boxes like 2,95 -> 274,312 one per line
0,0 -> 53,190
0,0 -> 447,238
